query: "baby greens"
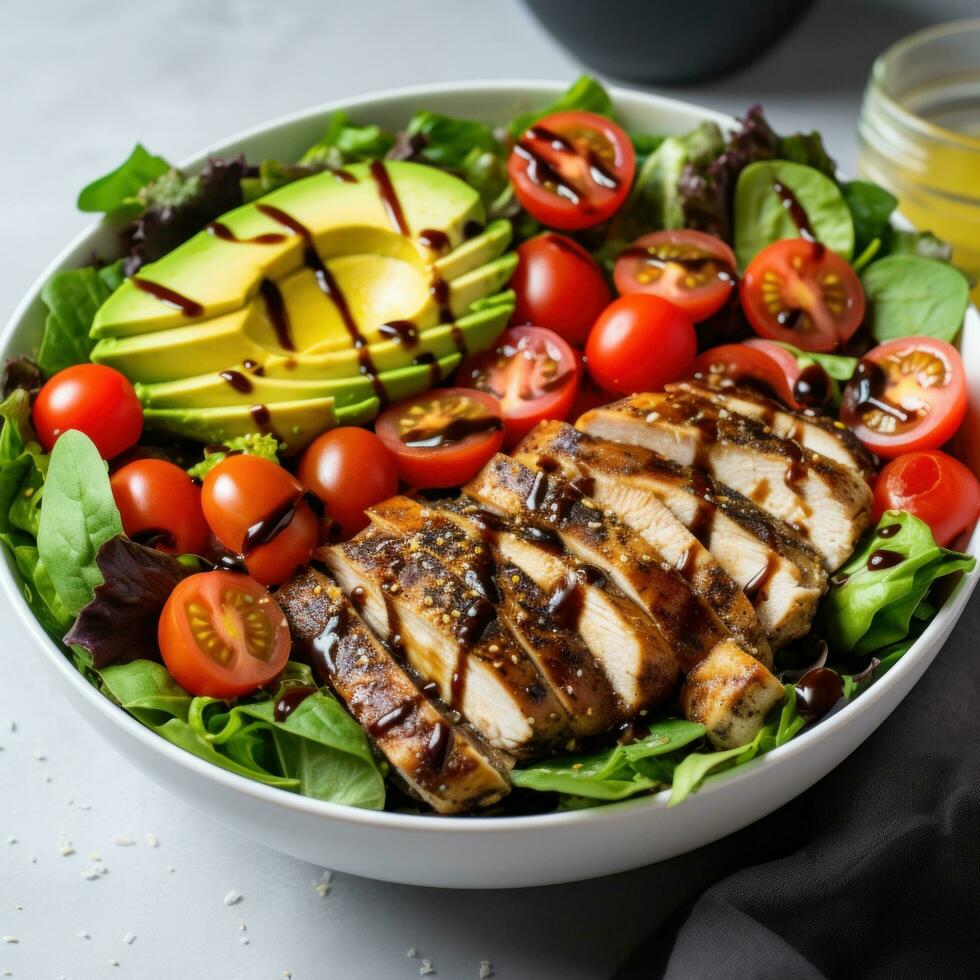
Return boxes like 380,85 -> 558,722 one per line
819,511 -> 975,658
186,432 -> 281,480
36,430 -> 122,617
733,160 -> 855,268
861,255 -> 970,343
77,143 -> 171,215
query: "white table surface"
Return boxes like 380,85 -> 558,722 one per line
2,1 -> 975,977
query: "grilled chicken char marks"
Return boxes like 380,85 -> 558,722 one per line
367,495 -> 625,736
578,391 -> 872,571
323,529 -> 569,756
517,420 -> 825,649
433,497 -> 679,712
514,421 -> 771,665
671,380 -> 875,477
466,454 -> 738,675
277,569 -> 510,813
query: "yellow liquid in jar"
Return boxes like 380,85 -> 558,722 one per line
859,68 -> 980,302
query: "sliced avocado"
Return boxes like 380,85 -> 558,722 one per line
91,295 -> 512,383
143,397 -> 350,454
136,352 -> 462,409
91,160 -> 516,448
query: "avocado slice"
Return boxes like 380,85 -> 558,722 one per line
90,160 -> 516,447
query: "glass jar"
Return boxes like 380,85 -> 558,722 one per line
858,19 -> 980,302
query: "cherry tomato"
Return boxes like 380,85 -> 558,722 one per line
33,364 -> 143,459
508,111 -> 635,230
298,427 -> 399,541
458,326 -> 579,448
510,234 -> 612,345
585,295 -> 696,396
692,342 -> 800,408
375,388 -> 505,489
872,452 -> 980,546
840,337 -> 967,459
614,230 -> 736,322
158,571 -> 290,698
201,455 -> 319,586
740,239 -> 865,352
110,459 -> 210,556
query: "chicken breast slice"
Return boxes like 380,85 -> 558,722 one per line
516,419 -> 825,649
578,391 -> 872,571
465,455 -> 784,746
323,529 -> 570,756
366,495 -> 625,736
668,379 -> 874,476
277,568 -> 511,813
514,420 -> 771,665
433,498 -> 679,714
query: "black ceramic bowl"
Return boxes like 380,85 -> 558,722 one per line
523,0 -> 815,84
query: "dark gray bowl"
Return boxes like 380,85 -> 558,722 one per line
523,0 -> 815,84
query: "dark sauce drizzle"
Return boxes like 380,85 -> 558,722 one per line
772,181 -> 819,244
400,414 -> 502,449
259,278 -> 294,351
219,369 -> 252,393
273,686 -> 317,722
369,160 -> 410,236
132,277 -> 203,317
867,548 -> 904,571
878,523 -> 902,539
207,221 -> 286,245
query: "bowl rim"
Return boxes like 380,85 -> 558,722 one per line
3,77 -> 977,836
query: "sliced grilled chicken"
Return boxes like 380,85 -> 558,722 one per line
277,569 -> 510,813
322,529 -> 569,756
431,498 -> 679,714
681,639 -> 787,749
514,421 -> 771,665
515,420 -> 824,649
578,391 -> 872,571
465,455 -> 785,746
669,379 -> 875,476
366,495 -> 624,736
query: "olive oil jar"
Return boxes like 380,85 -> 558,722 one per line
859,19 -> 980,302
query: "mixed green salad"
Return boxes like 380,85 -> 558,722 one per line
2,76 -> 977,815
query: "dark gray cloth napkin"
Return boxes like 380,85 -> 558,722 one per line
615,593 -> 980,980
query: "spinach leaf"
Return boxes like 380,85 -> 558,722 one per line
860,255 -> 970,343
510,719 -> 705,800
36,430 -> 122,616
766,343 -> 857,382
77,144 -> 172,215
778,132 -> 837,178
37,267 -> 113,376
509,75 -> 614,137
842,181 -> 897,256
733,160 -> 854,269
818,511 -> 975,657
881,227 -> 953,263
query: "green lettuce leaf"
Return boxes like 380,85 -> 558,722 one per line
508,75 -> 614,137
299,111 -> 395,168
97,660 -> 385,808
36,430 -> 122,616
511,719 -> 706,800
77,144 -> 172,215
818,511 -> 975,657
37,267 -> 115,376
186,432 -> 281,480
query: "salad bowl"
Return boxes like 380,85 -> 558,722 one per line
3,80 -> 978,889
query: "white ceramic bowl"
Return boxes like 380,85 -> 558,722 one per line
4,81 -> 978,889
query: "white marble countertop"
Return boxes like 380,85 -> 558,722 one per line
1,1 -> 975,977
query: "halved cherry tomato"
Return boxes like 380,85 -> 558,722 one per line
110,459 -> 210,556
872,452 -> 980,546
458,326 -> 579,448
740,239 -> 865,352
508,111 -> 636,230
158,571 -> 290,698
614,230 -> 736,322
510,234 -> 612,346
585,295 -> 696,395
375,388 -> 505,489
298,427 -> 399,541
201,455 -> 319,586
840,337 -> 967,458
692,342 -> 800,408
33,364 -> 143,459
